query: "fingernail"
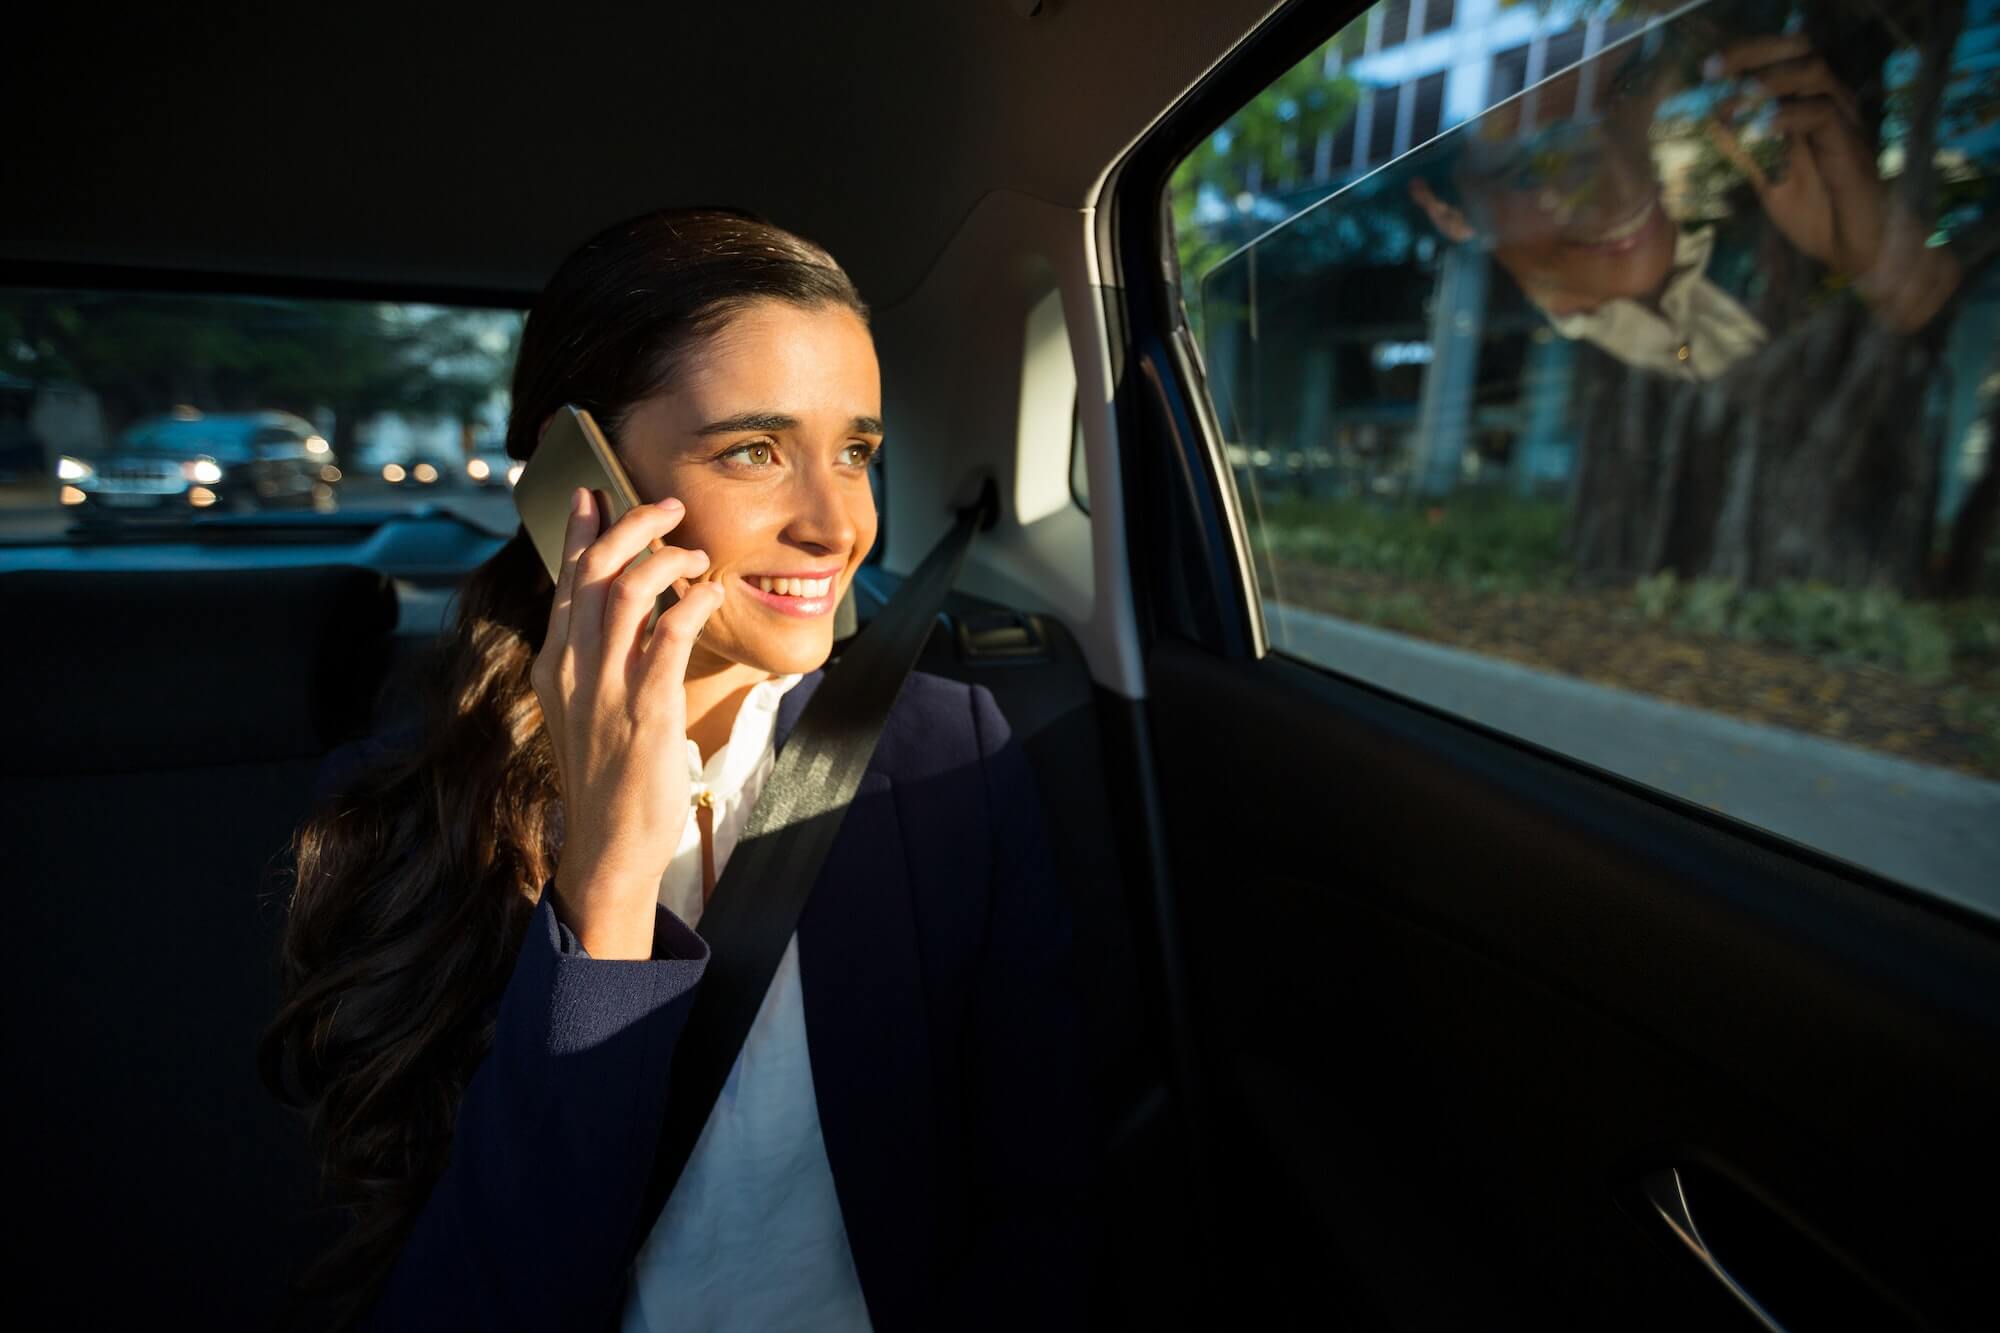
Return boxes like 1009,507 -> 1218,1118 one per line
571,487 -> 586,514
657,496 -> 684,511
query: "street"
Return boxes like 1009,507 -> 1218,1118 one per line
0,476 -> 523,543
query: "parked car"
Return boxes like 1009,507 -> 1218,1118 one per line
62,409 -> 339,518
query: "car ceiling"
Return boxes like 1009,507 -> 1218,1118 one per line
9,0 -> 1280,308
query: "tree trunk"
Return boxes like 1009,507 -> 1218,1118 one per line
1565,303 -> 1950,594
1937,394 -> 2000,597
1564,0 -> 1969,596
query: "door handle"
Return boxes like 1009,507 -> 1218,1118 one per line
1642,1167 -> 1789,1332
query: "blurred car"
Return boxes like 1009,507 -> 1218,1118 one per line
62,409 -> 340,517
349,437 -> 455,490
460,440 -> 520,489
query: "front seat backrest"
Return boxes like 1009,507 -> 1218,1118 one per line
0,563 -> 397,1327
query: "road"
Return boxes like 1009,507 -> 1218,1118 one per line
1265,599 -> 2000,919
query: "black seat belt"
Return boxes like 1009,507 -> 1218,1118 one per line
616,477 -> 998,1282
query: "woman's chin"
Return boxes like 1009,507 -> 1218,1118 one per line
737,632 -> 834,678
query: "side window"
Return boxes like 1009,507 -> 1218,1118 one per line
1168,0 -> 2000,915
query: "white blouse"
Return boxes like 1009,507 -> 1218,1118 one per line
618,670 -> 875,1333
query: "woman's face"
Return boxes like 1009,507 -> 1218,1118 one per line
1455,50 -> 1681,315
612,299 -> 882,679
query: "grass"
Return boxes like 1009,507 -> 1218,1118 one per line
1256,494 -> 1571,592
1258,494 -> 2000,774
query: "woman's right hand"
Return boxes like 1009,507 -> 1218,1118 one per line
532,486 -> 725,960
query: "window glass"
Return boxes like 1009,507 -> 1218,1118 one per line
1379,0 -> 1413,51
1168,0 -> 2000,917
0,291 -> 524,538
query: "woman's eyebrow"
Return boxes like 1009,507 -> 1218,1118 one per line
694,411 -> 885,436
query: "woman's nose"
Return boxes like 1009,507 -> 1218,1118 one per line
784,471 -> 861,555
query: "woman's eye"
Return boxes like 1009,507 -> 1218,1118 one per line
845,442 -> 880,467
721,441 -> 775,466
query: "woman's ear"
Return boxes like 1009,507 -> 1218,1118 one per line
1409,178 -> 1477,244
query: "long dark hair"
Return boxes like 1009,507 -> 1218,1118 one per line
257,208 -> 869,1330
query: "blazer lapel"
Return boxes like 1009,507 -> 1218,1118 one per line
772,666 -> 823,754
775,665 -> 940,1332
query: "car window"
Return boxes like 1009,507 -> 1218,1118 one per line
0,290 -> 524,535
1168,0 -> 2000,917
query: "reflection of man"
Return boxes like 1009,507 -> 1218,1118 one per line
1406,27 -> 1962,380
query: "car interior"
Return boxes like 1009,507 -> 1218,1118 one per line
6,1 -> 1999,1330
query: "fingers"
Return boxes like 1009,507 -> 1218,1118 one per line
1768,98 -> 1878,192
601,542 -> 713,670
544,485 -> 596,652
1714,33 -> 1812,80
1705,116 -> 1769,191
1718,38 -> 1860,126
636,576 -> 727,713
568,496 -> 691,662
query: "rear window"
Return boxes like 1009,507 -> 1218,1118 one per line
0,290 -> 524,537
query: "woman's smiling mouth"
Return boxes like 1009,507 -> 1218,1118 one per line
1566,196 -> 1665,254
737,569 -> 840,617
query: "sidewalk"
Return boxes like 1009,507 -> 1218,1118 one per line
1265,599 -> 2000,919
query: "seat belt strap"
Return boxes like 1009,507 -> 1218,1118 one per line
618,478 -> 998,1276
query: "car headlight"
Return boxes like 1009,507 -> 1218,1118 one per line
413,462 -> 439,484
58,456 -> 94,481
507,462 -> 524,486
467,457 -> 491,481
182,456 -> 223,484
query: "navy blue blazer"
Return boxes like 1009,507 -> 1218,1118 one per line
313,668 -> 1092,1332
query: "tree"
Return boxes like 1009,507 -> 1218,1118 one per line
1562,0 -> 1997,596
1168,36 -> 1359,344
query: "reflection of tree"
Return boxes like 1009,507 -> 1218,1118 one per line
1568,0 -> 1997,596
0,293 -> 519,453
1169,36 -> 1358,341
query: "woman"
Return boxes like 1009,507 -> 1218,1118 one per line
260,208 -> 1091,1332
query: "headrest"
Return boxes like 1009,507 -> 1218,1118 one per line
0,564 -> 398,776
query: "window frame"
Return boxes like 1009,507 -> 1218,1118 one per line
1107,0 -> 1373,663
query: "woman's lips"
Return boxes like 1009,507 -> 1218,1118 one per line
1566,196 -> 1666,255
735,573 -> 837,619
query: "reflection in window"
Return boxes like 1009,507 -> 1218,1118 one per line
1170,0 -> 2000,917
1367,85 -> 1401,166
1536,28 -> 1590,125
1378,0 -> 1413,51
1491,44 -> 1530,105
1411,71 -> 1447,149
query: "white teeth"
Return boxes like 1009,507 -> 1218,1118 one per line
755,576 -> 831,598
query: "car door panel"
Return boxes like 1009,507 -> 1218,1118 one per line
1142,634 -> 2000,1330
